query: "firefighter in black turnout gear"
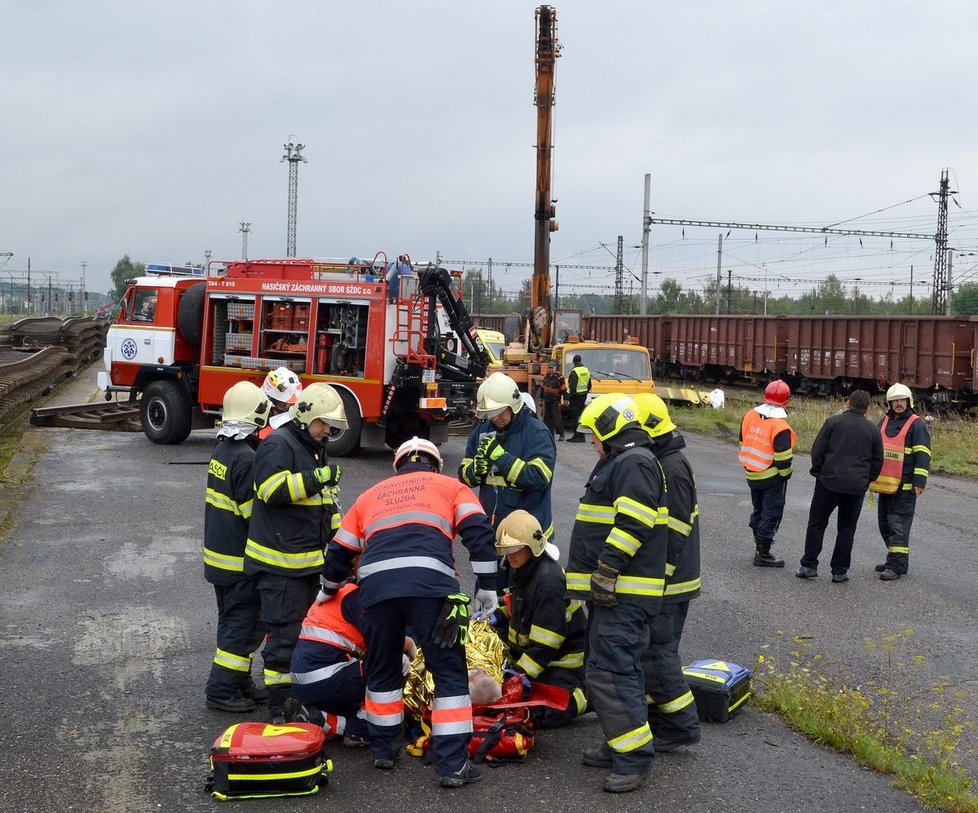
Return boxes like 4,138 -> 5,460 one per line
567,394 -> 669,793
204,382 -> 272,712
633,393 -> 701,750
494,510 -> 587,729
244,382 -> 346,722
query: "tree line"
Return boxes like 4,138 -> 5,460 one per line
461,268 -> 978,317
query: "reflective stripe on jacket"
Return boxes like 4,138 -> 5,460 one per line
652,431 -> 701,604
739,409 -> 795,481
566,435 -> 669,610
568,366 -> 591,395
204,437 -> 257,585
458,407 -> 556,537
323,465 -> 498,607
245,421 -> 340,577
297,583 -> 365,655
870,411 -> 930,494
500,554 -> 585,688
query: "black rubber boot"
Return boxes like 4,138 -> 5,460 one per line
753,538 -> 784,568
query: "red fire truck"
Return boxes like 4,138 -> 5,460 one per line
97,256 -> 488,455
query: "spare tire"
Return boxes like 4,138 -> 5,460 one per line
177,282 -> 206,347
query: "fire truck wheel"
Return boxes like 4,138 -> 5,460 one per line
177,282 -> 205,347
140,380 -> 192,445
324,388 -> 362,457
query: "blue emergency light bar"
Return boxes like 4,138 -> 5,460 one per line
145,263 -> 204,277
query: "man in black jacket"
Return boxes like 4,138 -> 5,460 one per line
795,390 -> 883,583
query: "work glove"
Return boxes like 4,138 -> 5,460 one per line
433,592 -> 470,648
590,560 -> 619,608
313,464 -> 343,486
473,588 -> 499,618
471,455 -> 491,479
479,435 -> 506,462
401,654 -> 413,677
315,577 -> 342,605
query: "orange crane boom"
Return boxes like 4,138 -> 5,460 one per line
532,5 -> 560,348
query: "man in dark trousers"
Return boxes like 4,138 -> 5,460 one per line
566,354 -> 592,443
869,383 -> 931,581
632,393 -> 701,750
795,390 -> 883,583
540,360 -> 566,441
739,380 -> 795,567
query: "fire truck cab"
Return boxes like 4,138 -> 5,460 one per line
98,256 -> 488,455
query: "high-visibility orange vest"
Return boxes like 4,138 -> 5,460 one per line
738,410 -> 795,473
869,414 -> 919,495
298,583 -> 366,655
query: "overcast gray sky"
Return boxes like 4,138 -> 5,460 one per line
3,1 -> 978,300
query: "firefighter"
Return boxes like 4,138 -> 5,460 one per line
258,366 -> 303,439
566,355 -> 592,442
320,437 -> 498,788
459,372 -> 556,541
739,380 -> 796,567
541,359 -> 567,441
632,393 -> 701,751
568,394 -> 669,793
244,382 -> 346,723
494,510 -> 587,729
204,381 -> 272,712
290,580 -> 418,746
870,383 -> 931,581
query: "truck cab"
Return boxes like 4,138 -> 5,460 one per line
476,328 -> 506,367
553,340 -> 656,402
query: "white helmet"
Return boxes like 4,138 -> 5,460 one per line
393,436 -> 443,472
885,383 -> 913,407
220,381 -> 272,430
476,372 -> 523,418
290,382 -> 349,429
263,366 -> 303,405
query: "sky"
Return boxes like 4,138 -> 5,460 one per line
4,1 -> 978,302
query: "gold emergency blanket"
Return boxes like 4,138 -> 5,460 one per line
403,619 -> 505,719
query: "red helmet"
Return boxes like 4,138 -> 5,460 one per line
764,380 -> 790,407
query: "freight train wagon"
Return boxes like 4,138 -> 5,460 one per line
580,313 -> 978,407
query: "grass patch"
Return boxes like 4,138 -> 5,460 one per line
754,630 -> 978,813
663,384 -> 978,478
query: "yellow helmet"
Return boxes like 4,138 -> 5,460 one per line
495,509 -> 547,557
578,393 -> 641,442
476,372 -> 523,418
290,382 -> 349,429
222,381 -> 272,427
631,392 -> 677,439
885,383 -> 913,407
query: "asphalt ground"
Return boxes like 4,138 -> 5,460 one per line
2,383 -> 974,811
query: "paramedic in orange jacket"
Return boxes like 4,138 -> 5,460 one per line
319,437 -> 498,789
739,381 -> 796,567
290,582 -> 417,746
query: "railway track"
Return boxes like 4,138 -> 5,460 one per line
0,317 -> 130,436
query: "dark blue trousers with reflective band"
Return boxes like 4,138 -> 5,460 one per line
878,490 -> 916,574
586,603 -> 656,775
290,645 -> 367,738
362,596 -> 470,775
257,571 -> 320,715
207,577 -> 264,697
748,476 -> 787,540
642,601 -> 700,743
